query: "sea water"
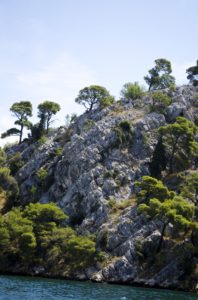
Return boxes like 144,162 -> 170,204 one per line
0,275 -> 197,300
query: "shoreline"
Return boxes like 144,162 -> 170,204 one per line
0,269 -> 197,294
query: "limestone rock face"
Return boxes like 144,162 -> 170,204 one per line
7,85 -> 198,290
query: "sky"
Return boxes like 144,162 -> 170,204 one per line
0,0 -> 197,145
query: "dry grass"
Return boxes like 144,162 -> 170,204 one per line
0,190 -> 7,211
109,197 -> 136,216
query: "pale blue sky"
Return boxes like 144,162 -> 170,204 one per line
0,0 -> 197,144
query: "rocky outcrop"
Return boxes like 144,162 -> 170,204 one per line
6,85 -> 198,291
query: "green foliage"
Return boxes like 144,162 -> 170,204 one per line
30,185 -> 37,197
23,203 -> 67,226
119,120 -> 131,132
107,198 -> 116,208
64,235 -> 97,269
138,196 -> 195,224
38,136 -> 48,145
135,176 -> 175,205
19,232 -> 37,261
1,101 -> 32,144
0,216 -> 10,255
0,167 -> 19,207
186,60 -> 198,86
0,189 -> 7,212
136,176 -> 197,252
0,203 -> 100,274
0,148 -> 6,166
138,196 -> 195,243
75,85 -> 111,112
30,122 -> 45,141
192,93 -> 198,107
179,172 -> 198,204
1,128 -> 20,139
120,82 -> 145,101
36,167 -> 48,182
37,101 -> 61,133
99,95 -> 115,109
151,91 -> 171,113
83,119 -> 95,131
4,208 -> 34,261
54,147 -> 64,157
7,152 -> 24,176
144,58 -> 175,91
158,117 -> 198,173
113,120 -> 133,147
149,137 -> 167,178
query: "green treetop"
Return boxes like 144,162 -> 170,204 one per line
180,172 -> 198,204
135,176 -> 175,205
75,85 -> 112,112
144,58 -> 175,91
138,195 -> 196,252
1,101 -> 32,143
158,117 -> 198,173
136,176 -> 196,252
186,60 -> 198,86
37,101 -> 61,133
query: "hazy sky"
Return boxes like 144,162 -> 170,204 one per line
0,0 -> 197,144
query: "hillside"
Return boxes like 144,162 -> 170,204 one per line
1,85 -> 198,292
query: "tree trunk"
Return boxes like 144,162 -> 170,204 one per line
19,124 -> 23,144
89,102 -> 93,112
148,83 -> 152,91
157,222 -> 167,253
168,137 -> 179,173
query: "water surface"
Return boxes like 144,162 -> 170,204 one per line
0,275 -> 197,300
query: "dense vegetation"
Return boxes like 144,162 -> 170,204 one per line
0,202 -> 101,275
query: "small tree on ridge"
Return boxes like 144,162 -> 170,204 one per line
1,101 -> 32,144
144,58 -> 175,91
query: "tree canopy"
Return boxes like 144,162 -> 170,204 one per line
138,195 -> 196,252
0,202 -> 101,273
158,117 -> 198,173
75,85 -> 112,112
37,101 -> 61,133
135,175 -> 175,205
144,58 -> 175,91
180,172 -> 198,204
1,101 -> 32,143
186,60 -> 198,86
136,176 -> 196,252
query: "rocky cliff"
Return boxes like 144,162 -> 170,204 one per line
5,85 -> 198,291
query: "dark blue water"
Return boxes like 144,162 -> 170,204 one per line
0,275 -> 197,300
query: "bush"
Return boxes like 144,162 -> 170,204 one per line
38,136 -> 48,145
151,91 -> 171,113
7,152 -> 24,175
193,93 -> 198,107
0,148 -> 6,166
100,96 -> 115,109
112,120 -> 133,147
83,120 -> 95,131
36,167 -> 48,182
0,167 -> 19,207
120,82 -> 145,101
0,189 -> 7,212
108,198 -> 136,213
